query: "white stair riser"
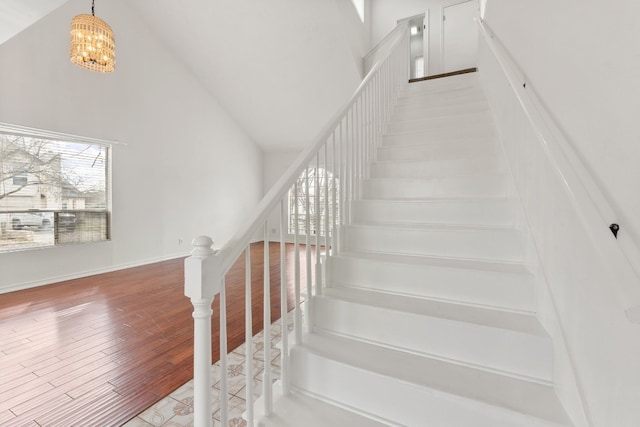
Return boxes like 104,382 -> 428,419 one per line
392,102 -> 489,122
363,175 -> 510,199
327,255 -> 535,311
395,92 -> 486,108
341,226 -> 524,262
370,156 -> 505,178
401,84 -> 481,98
290,349 -> 565,427
313,295 -> 552,380
351,199 -> 514,226
387,112 -> 493,134
383,126 -> 496,145
377,139 -> 501,161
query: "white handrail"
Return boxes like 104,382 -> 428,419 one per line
478,21 -> 640,321
185,21 -> 410,427
216,23 -> 410,278
363,22 -> 410,74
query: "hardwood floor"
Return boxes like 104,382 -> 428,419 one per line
0,242 -> 312,427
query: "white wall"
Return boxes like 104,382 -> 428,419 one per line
370,0 -> 477,75
127,0 -> 371,152
478,4 -> 640,424
483,0 -> 640,263
0,0 -> 263,293
262,151 -> 301,240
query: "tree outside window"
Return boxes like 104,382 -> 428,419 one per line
288,167 -> 339,236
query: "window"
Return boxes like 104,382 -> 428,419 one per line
288,167 -> 339,236
12,168 -> 28,186
0,127 -> 110,252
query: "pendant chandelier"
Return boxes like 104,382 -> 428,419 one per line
69,0 -> 115,73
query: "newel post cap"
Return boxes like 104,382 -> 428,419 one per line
191,235 -> 215,258
184,235 -> 221,300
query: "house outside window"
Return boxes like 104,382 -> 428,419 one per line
12,169 -> 28,186
0,127 -> 111,252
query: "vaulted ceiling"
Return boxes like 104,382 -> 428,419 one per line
0,0 -> 69,44
1,0 -> 368,152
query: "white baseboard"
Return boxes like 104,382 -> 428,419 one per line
0,251 -> 191,295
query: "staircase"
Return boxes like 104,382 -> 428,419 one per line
256,73 -> 574,426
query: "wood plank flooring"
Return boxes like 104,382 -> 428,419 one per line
0,242 -> 311,427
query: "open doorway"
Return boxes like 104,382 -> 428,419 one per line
408,13 -> 429,79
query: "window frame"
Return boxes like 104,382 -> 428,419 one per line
288,166 -> 339,237
0,123 -> 115,253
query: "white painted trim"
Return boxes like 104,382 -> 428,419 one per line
0,252 -> 189,295
0,122 -> 127,146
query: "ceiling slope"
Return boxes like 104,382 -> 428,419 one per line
2,0 -> 369,151
0,0 -> 70,44
127,0 -> 368,151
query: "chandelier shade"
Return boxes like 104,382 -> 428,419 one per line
70,4 -> 115,73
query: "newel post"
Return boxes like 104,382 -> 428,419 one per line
184,236 -> 221,427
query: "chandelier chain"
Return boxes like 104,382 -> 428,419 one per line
91,0 -> 95,16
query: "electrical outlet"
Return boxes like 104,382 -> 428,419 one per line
178,238 -> 183,246
271,228 -> 276,234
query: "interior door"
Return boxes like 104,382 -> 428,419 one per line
442,0 -> 478,73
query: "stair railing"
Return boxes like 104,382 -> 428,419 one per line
184,24 -> 410,427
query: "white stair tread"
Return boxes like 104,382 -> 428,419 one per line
378,135 -> 500,150
371,158 -> 505,178
336,250 -> 531,275
365,173 -> 508,181
372,156 -> 500,166
392,102 -> 489,120
347,221 -> 516,233
255,384 -> 391,427
384,121 -> 495,137
297,332 -> 572,426
321,286 -> 544,335
328,252 -> 536,312
389,108 -> 491,124
357,195 -> 512,203
363,174 -> 510,199
351,197 -> 515,227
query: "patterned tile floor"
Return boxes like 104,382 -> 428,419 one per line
123,313 -> 296,427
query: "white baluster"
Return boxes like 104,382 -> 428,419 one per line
245,244 -> 254,427
305,166 -> 312,332
280,198 -> 290,395
315,154 -> 322,294
338,121 -> 345,252
344,107 -> 353,224
263,224 -> 273,415
356,95 -> 364,200
331,132 -> 337,255
184,236 -> 219,427
219,277 -> 228,427
294,182 -> 302,345
323,142 -> 329,273
376,73 -> 382,148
